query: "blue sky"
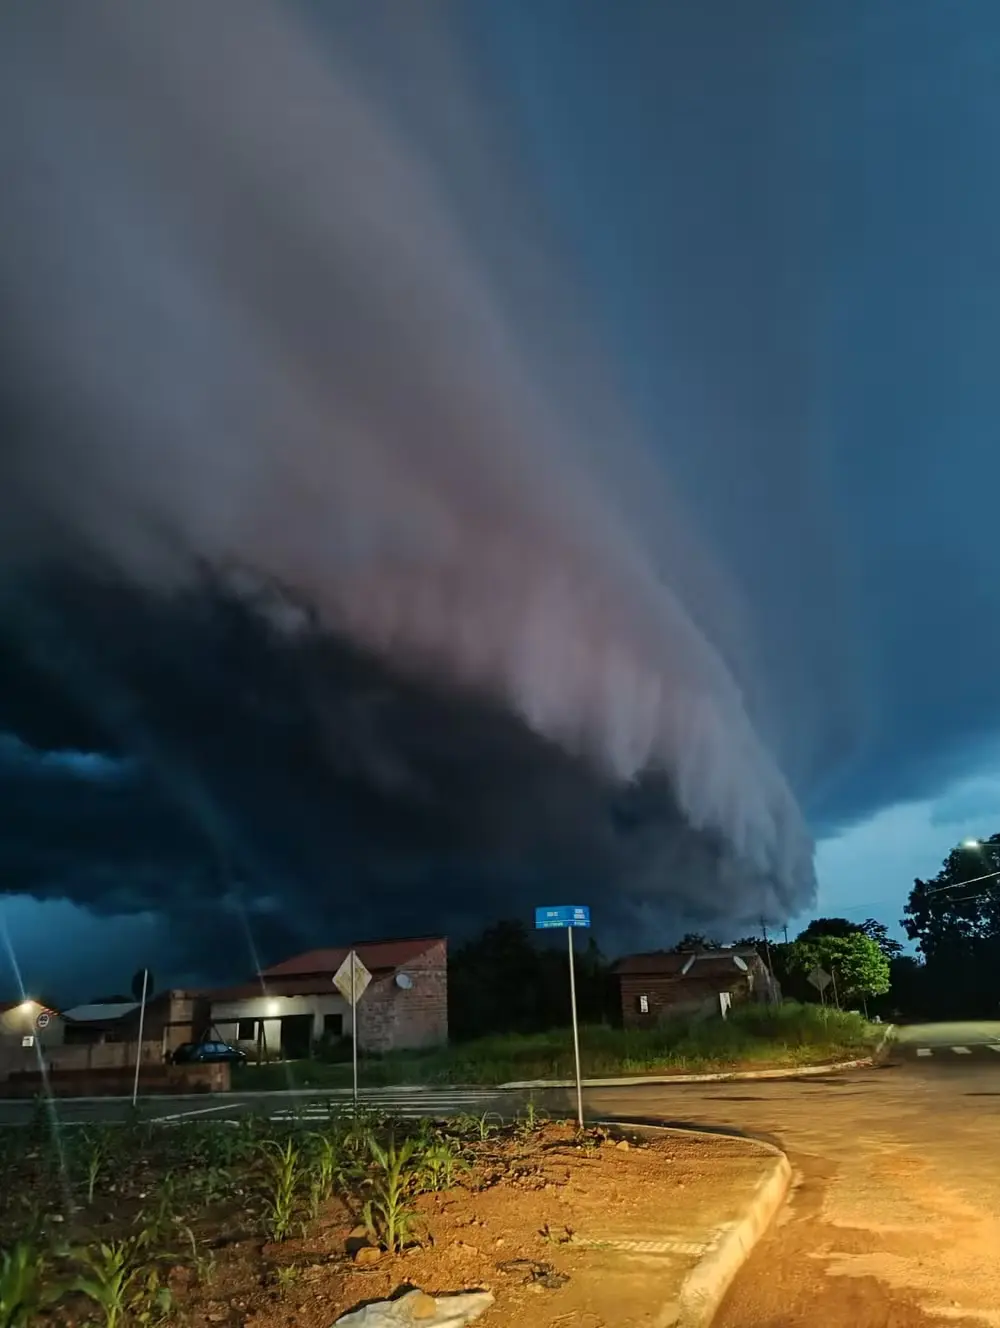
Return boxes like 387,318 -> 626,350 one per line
803,767 -> 1000,944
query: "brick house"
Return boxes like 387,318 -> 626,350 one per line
205,936 -> 448,1059
613,946 -> 775,1028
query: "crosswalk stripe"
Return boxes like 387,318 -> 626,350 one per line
916,1048 -> 932,1057
258,1089 -> 505,1123
951,1046 -> 971,1054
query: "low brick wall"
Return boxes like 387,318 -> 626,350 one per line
1,1062 -> 229,1098
0,1040 -> 169,1086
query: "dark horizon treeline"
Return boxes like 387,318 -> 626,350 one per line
447,859 -> 1000,1038
447,920 -> 614,1041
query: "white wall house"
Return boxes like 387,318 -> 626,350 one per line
209,991 -> 348,1059
204,936 -> 448,1059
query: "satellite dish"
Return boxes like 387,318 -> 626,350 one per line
395,972 -> 413,990
733,956 -> 749,972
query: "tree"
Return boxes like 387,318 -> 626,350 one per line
902,836 -> 1000,1018
876,955 -> 928,1020
797,915 -> 904,963
670,933 -> 722,952
447,920 -> 612,1040
787,931 -> 890,1005
858,919 -> 904,961
903,837 -> 1000,958
797,917 -> 858,942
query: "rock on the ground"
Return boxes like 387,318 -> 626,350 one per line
333,1288 -> 495,1327
353,1245 -> 383,1266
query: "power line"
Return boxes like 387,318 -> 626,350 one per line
823,873 -> 1000,920
926,867 -> 1000,894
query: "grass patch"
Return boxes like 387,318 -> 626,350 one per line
233,1002 -> 875,1091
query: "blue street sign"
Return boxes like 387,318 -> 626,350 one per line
535,905 -> 590,930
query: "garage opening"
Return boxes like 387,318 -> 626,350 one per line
279,1014 -> 313,1060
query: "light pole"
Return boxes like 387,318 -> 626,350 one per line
924,840 -> 1000,897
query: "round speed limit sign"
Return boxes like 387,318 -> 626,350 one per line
36,1012 -> 50,1030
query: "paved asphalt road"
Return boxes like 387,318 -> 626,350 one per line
582,1021 -> 1000,1328
2,1022 -> 998,1324
0,1084 -> 512,1127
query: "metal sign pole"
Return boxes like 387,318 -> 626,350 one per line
132,969 -> 148,1107
567,927 -> 583,1131
351,950 -> 358,1106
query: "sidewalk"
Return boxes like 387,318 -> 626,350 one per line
325,1123 -> 791,1328
550,1126 -> 791,1328
501,1056 -> 873,1090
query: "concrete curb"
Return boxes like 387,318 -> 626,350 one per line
676,1146 -> 791,1327
602,1120 -> 792,1328
501,1055 -> 876,1090
874,1023 -> 896,1058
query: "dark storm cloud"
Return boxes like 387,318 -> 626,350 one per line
476,0 -> 1000,836
0,0 -> 818,965
6,1 -> 1000,983
0,574 -> 799,968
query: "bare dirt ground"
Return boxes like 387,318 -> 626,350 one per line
1,1116 -> 772,1328
237,1125 -> 764,1328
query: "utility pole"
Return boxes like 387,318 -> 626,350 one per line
782,924 -> 789,944
760,917 -> 776,1002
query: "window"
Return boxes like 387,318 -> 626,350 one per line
637,994 -> 649,1014
237,1019 -> 256,1040
323,1013 -> 344,1037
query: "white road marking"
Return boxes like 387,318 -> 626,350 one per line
916,1048 -> 932,1057
990,1045 -> 1000,1053
951,1046 -> 972,1055
261,1089 -> 505,1124
152,1102 -> 246,1122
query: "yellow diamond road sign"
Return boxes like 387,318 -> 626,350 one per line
333,951 -> 372,1006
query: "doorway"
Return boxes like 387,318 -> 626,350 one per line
279,1014 -> 313,1060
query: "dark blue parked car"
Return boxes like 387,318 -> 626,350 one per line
169,1040 -> 247,1065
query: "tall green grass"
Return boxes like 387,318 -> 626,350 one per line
234,1002 -> 874,1090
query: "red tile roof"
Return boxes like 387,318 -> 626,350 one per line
613,948 -> 760,977
660,972 -> 753,999
202,976 -> 341,1003
260,936 -> 443,980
